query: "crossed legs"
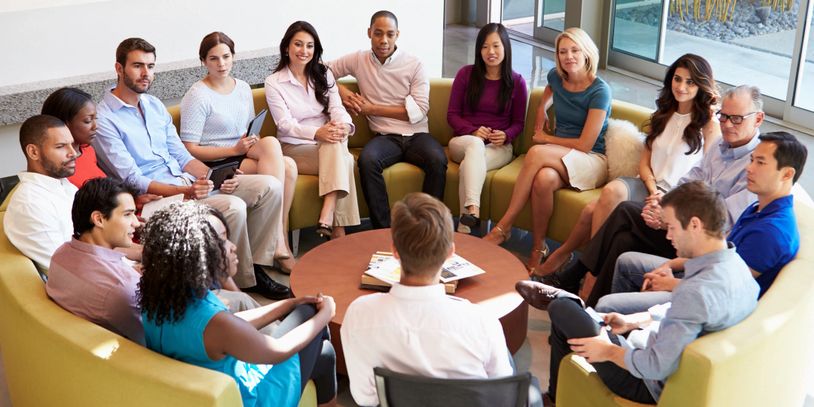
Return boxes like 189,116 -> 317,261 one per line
484,144 -> 571,270
242,136 -> 297,268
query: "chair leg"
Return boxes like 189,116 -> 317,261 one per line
290,229 -> 300,257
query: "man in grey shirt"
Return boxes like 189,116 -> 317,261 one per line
524,181 -> 759,405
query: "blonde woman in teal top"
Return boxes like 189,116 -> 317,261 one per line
484,27 -> 612,272
140,202 -> 337,407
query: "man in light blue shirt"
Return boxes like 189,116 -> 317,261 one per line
532,181 -> 759,404
93,38 -> 290,300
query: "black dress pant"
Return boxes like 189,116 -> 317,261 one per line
357,133 -> 448,229
558,201 -> 677,306
273,304 -> 337,403
547,297 -> 656,404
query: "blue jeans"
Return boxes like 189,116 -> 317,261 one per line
357,133 -> 447,228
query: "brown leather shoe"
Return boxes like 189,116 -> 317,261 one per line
515,280 -> 563,311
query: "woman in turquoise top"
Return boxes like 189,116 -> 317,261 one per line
139,202 -> 337,407
484,27 -> 612,272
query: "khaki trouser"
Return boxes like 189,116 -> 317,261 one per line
202,174 -> 282,288
282,140 -> 361,227
448,135 -> 513,213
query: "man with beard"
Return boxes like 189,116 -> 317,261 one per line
93,38 -> 290,300
4,115 -> 78,275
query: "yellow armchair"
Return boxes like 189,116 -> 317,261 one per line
555,202 -> 814,406
0,197 -> 317,407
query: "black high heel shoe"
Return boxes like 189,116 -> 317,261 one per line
315,223 -> 333,240
459,213 -> 481,228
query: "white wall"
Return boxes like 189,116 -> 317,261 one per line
0,0 -> 444,87
0,125 -> 24,179
0,0 -> 444,178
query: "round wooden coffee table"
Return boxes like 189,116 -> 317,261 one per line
290,229 -> 529,374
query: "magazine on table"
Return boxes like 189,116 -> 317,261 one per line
364,251 -> 485,284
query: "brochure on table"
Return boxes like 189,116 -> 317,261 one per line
364,251 -> 485,284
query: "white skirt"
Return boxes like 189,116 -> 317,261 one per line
561,149 -> 608,191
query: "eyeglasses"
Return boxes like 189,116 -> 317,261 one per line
716,111 -> 758,125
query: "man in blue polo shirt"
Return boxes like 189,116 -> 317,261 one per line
588,131 -> 806,313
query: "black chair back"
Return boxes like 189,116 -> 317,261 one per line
0,175 -> 20,205
374,367 -> 531,407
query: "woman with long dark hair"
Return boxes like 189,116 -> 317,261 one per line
532,53 -> 720,278
139,201 -> 337,407
180,31 -> 297,273
265,21 -> 360,239
447,23 -> 527,233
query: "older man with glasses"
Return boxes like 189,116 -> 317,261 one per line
522,85 -> 764,307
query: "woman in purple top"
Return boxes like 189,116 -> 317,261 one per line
447,23 -> 527,233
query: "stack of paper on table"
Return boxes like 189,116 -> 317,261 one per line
361,251 -> 486,294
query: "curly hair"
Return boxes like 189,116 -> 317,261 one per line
646,54 -> 718,155
138,201 -> 229,325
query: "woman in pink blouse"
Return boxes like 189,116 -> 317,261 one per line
265,21 -> 360,239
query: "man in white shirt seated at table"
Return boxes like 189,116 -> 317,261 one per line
4,115 -> 78,275
341,193 -> 538,406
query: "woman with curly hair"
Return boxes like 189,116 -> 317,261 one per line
139,201 -> 337,407
265,21 -> 360,239
531,53 -> 720,279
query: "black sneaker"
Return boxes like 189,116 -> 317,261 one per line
244,265 -> 292,300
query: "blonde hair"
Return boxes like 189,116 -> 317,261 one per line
554,27 -> 599,80
390,193 -> 453,278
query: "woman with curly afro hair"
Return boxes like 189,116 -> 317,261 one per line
138,201 -> 337,407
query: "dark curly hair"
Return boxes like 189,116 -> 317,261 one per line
138,201 -> 229,325
274,21 -> 332,113
645,53 -> 717,155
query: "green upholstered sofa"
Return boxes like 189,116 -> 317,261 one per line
168,79 -> 653,243
555,201 -> 814,406
0,193 -> 317,407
